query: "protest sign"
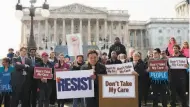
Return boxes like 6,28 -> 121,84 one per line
56,70 -> 94,99
102,75 -> 135,98
148,60 -> 168,82
168,58 -> 187,69
0,71 -> 12,92
34,67 -> 53,79
148,60 -> 167,71
54,69 -> 65,80
105,62 -> 134,74
0,67 -> 13,92
187,58 -> 190,72
66,33 -> 83,56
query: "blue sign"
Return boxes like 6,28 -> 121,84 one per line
0,71 -> 12,92
149,72 -> 168,81
57,77 -> 92,92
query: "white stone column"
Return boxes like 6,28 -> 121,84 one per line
79,19 -> 83,35
88,19 -> 91,45
38,21 -> 41,47
54,19 -> 57,44
134,30 -> 137,48
118,22 -> 121,40
62,18 -> 66,45
110,21 -> 113,43
140,30 -> 144,49
71,19 -> 74,34
124,21 -> 129,46
128,30 -> 131,47
96,19 -> 99,44
45,19 -> 48,40
20,22 -> 24,47
104,19 -> 107,39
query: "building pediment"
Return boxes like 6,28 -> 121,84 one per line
50,3 -> 107,14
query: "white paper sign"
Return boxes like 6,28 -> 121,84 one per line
56,70 -> 94,99
169,58 -> 187,69
66,33 -> 83,56
105,62 -> 134,74
102,75 -> 136,98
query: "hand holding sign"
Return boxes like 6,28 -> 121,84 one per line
90,74 -> 96,80
184,64 -> 189,68
56,77 -> 61,83
63,68 -> 68,71
41,78 -> 47,83
16,62 -> 21,65
147,67 -> 150,72
55,63 -> 59,68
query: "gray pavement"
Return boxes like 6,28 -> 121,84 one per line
16,103 -> 183,107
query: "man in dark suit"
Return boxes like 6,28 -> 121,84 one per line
11,47 -> 32,107
81,50 -> 107,107
29,48 -> 42,107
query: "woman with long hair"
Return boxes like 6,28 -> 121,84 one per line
181,41 -> 189,97
0,57 -> 14,107
166,37 -> 177,56
181,41 -> 189,58
54,53 -> 70,107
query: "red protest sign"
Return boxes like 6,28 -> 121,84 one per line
148,60 -> 167,72
34,67 -> 53,79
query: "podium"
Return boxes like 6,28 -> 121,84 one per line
98,74 -> 138,107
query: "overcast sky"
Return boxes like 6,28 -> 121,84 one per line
0,0 -> 182,58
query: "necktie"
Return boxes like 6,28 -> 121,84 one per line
32,57 -> 35,66
22,57 -> 25,64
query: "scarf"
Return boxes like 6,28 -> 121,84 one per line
168,42 -> 175,56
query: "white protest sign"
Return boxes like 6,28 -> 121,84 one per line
105,62 -> 134,74
56,70 -> 94,99
66,33 -> 83,56
102,75 -> 136,98
168,58 -> 187,69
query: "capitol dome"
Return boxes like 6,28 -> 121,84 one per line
175,0 -> 189,18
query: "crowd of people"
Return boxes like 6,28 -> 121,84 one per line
0,37 -> 189,107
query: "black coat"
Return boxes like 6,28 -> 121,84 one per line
133,60 -> 147,81
108,43 -> 127,58
80,62 -> 107,107
11,56 -> 32,92
106,59 -> 122,64
72,62 -> 85,70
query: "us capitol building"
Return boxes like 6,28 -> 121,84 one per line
20,0 -> 189,57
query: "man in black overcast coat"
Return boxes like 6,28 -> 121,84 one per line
108,37 -> 126,58
81,50 -> 107,107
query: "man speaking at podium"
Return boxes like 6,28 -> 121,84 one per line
81,50 -> 107,107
